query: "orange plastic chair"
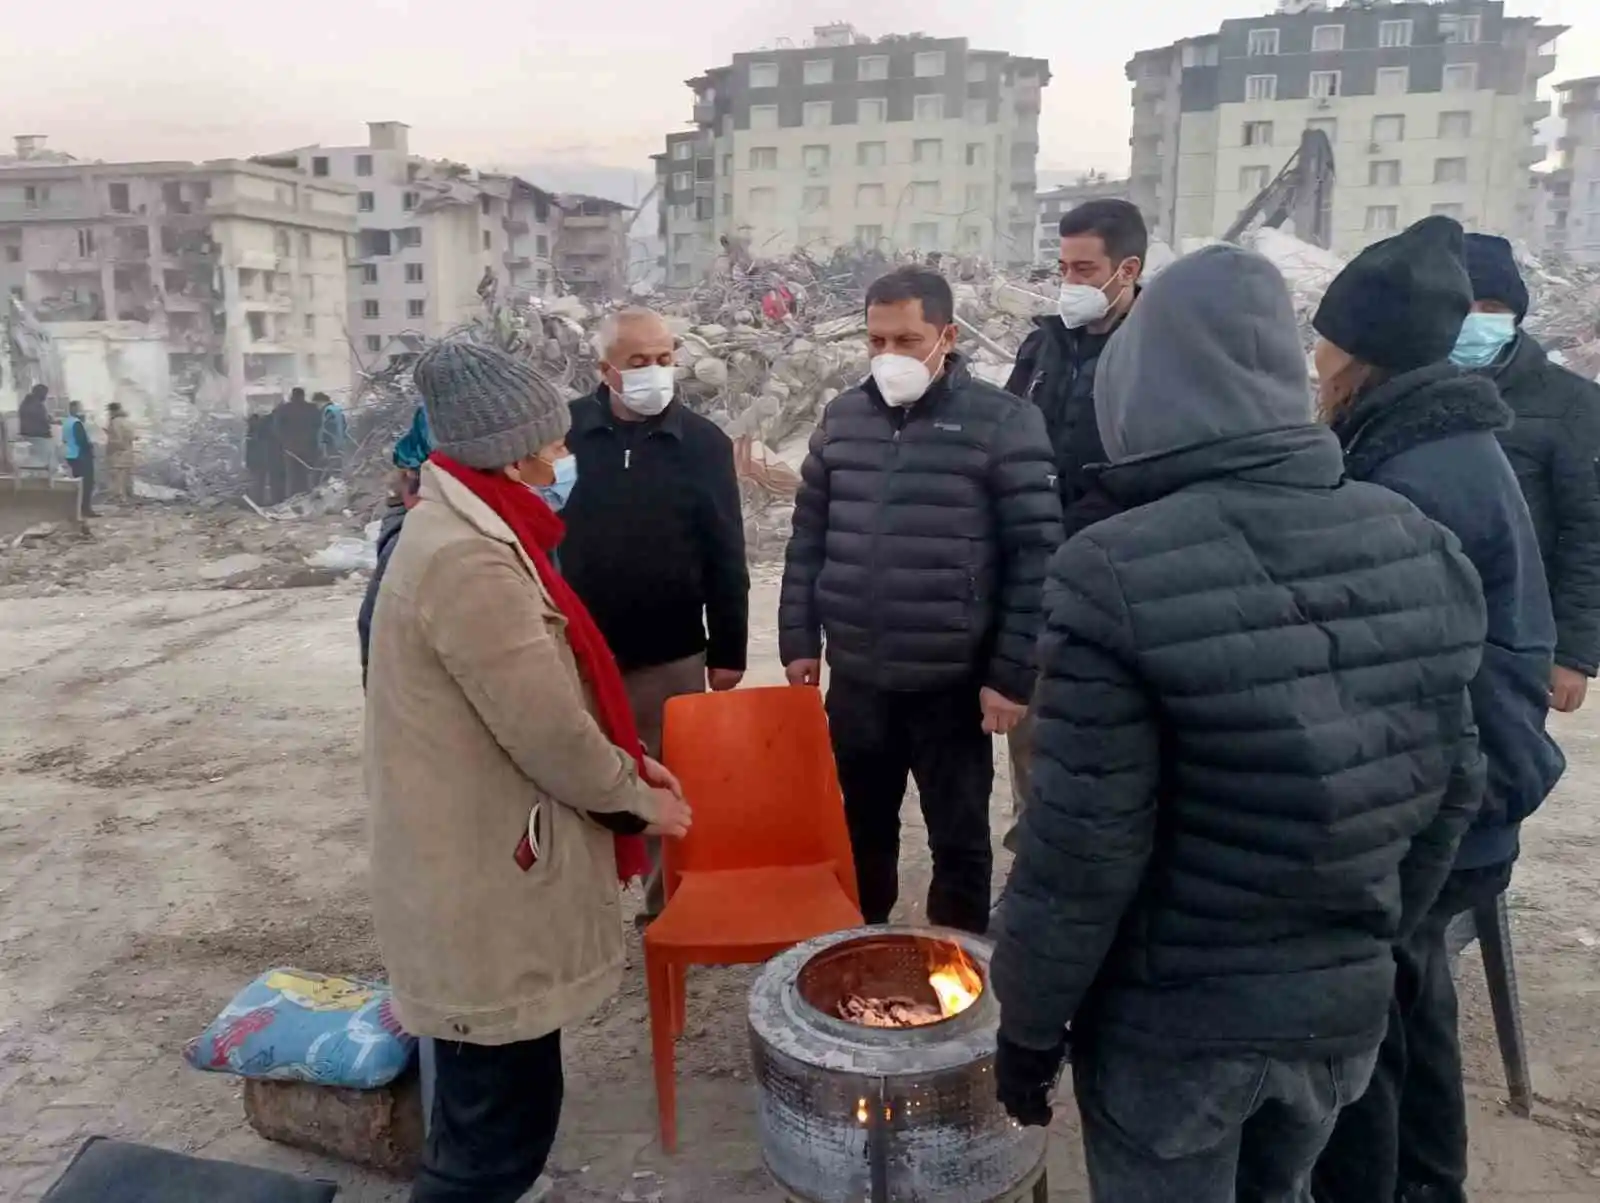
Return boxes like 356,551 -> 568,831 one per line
645,685 -> 862,1153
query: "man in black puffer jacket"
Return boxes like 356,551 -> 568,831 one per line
780,266 -> 1061,936
992,245 -> 1488,1202
1460,233 -> 1600,715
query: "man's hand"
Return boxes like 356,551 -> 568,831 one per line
995,1035 -> 1066,1128
1551,665 -> 1590,714
641,755 -> 683,798
980,687 -> 1027,736
645,791 -> 693,839
786,659 -> 822,688
708,668 -> 744,692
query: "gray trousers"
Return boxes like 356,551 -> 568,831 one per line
1074,1040 -> 1377,1203
624,653 -> 706,918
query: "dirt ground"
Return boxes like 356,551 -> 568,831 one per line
1,511 -> 1599,1201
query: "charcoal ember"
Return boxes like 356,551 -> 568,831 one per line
838,993 -> 943,1028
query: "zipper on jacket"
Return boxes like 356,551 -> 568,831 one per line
624,448 -> 632,469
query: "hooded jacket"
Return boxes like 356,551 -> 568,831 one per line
779,354 -> 1062,702
1488,332 -> 1600,676
1333,364 -> 1565,869
994,246 -> 1488,1060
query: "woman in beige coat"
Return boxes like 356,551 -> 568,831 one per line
365,340 -> 690,1203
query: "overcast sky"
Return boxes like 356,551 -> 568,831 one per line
2,1 -> 1595,182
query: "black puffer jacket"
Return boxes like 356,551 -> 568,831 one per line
1006,312 -> 1128,538
1334,364 -> 1565,870
1489,333 -> 1600,676
995,246 -> 1488,1060
779,355 -> 1062,702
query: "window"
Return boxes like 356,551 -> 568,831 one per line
859,98 -> 887,125
408,299 -> 426,319
798,227 -> 830,247
1440,111 -> 1473,139
911,222 -> 940,251
1372,114 -> 1405,143
358,191 -> 375,212
857,184 -> 886,207
965,99 -> 990,124
857,142 -> 886,168
1246,75 -> 1278,102
304,314 -> 316,336
3,245 -> 18,263
1366,206 -> 1400,233
803,145 -> 831,170
803,101 -> 832,128
1311,71 -> 1341,99
672,233 -> 695,256
1376,67 -> 1410,97
397,227 -> 421,249
1435,158 -> 1469,185
535,234 -> 549,257
310,155 -> 330,178
299,231 -> 312,258
672,171 -> 692,191
1379,19 -> 1413,48
748,187 -> 776,213
911,181 -> 941,208
1444,64 -> 1478,93
672,142 -> 692,161
720,193 -> 731,216
914,51 -> 946,78
749,61 -> 778,89
967,60 -> 987,83
749,147 -> 778,171
361,264 -> 379,284
1307,117 -> 1338,141
1240,166 -> 1271,193
76,228 -> 95,257
1247,29 -> 1280,57
1370,161 -> 1401,187
858,56 -> 888,82
363,300 -> 381,319
965,142 -> 987,167
802,186 -> 829,211
750,105 -> 778,131
803,59 -> 833,85
965,183 -> 987,209
355,154 -> 373,177
365,335 -> 383,353
405,263 -> 424,283
1440,14 -> 1481,45
913,139 -> 943,165
855,224 -> 884,247
402,191 -> 419,211
23,185 -> 48,209
1431,203 -> 1466,220
108,183 -> 130,213
915,94 -> 945,122
1243,121 -> 1274,147
306,354 -> 318,376
1312,25 -> 1345,53
482,231 -> 492,250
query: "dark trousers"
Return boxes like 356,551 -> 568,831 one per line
825,674 -> 994,935
1076,1039 -> 1377,1203
1313,861 -> 1515,1203
412,1030 -> 563,1203
68,455 -> 95,517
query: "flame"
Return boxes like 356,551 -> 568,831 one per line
928,945 -> 982,1018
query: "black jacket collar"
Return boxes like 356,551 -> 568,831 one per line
571,384 -> 685,440
1333,363 -> 1511,480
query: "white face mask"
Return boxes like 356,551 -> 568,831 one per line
870,341 -> 946,407
615,364 -> 675,416
1058,270 -> 1131,330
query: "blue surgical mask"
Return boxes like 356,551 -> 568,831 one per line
535,454 -> 578,511
1450,313 -> 1517,369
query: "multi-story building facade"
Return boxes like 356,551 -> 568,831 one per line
0,146 -> 356,415
1541,77 -> 1600,264
1035,175 -> 1130,264
1126,1 -> 1562,256
654,24 -> 1050,282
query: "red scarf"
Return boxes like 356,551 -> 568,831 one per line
430,453 -> 650,884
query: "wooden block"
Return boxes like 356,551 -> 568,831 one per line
242,1067 -> 424,1178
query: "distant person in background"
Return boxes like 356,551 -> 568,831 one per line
359,405 -> 434,688
317,392 -> 350,484
104,402 -> 136,503
245,412 -> 274,504
62,400 -> 96,518
1459,233 -> 1600,714
18,384 -> 56,474
276,387 -> 322,497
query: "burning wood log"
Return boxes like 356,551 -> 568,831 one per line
837,994 -> 944,1029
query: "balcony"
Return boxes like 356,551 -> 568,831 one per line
1536,53 -> 1557,78
1521,143 -> 1548,166
0,201 -> 109,223
693,102 -> 716,126
561,214 -> 612,229
1526,99 -> 1552,122
239,292 -> 294,313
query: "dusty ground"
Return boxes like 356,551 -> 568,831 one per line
1,511 -> 1598,1201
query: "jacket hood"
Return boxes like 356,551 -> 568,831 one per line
1333,363 -> 1511,481
1095,245 -> 1313,464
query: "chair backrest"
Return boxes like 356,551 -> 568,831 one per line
660,686 -> 858,906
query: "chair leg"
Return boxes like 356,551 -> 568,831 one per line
1475,894 -> 1533,1118
645,945 -> 679,1152
670,965 -> 688,1040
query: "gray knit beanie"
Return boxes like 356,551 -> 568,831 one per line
413,340 -> 571,470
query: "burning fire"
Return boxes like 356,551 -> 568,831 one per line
927,945 -> 982,1019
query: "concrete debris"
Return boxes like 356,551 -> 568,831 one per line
197,553 -> 268,582
9,523 -> 59,549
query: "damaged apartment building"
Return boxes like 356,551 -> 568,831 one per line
0,136 -> 356,422
259,122 -> 637,367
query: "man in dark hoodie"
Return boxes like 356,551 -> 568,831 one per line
1312,216 -> 1566,1203
1457,233 -> 1600,715
993,244 -> 1488,1202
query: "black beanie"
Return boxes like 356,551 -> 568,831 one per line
1462,233 -> 1530,323
1313,215 -> 1472,374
